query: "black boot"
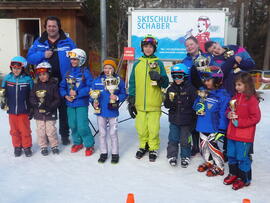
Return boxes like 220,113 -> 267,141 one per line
24,147 -> 32,157
111,154 -> 119,164
14,147 -> 22,157
135,143 -> 149,159
41,147 -> 49,156
98,153 -> 108,163
61,137 -> 70,145
51,146 -> 60,154
149,150 -> 158,162
191,131 -> 200,156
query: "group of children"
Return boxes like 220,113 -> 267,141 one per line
0,35 -> 261,190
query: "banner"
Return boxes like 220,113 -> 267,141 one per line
131,10 -> 226,60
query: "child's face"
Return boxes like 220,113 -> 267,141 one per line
70,58 -> 79,67
207,43 -> 223,56
204,78 -> 215,89
174,79 -> 184,85
235,81 -> 245,93
185,39 -> 199,56
103,65 -> 114,76
143,44 -> 154,56
38,72 -> 49,83
12,67 -> 22,77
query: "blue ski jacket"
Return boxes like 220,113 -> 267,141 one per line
2,73 -> 33,114
193,88 -> 230,133
59,67 -> 93,108
91,73 -> 127,118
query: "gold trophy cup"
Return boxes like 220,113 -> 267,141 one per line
224,49 -> 241,74
229,99 -> 237,122
89,90 -> 101,114
0,87 -> 8,111
149,62 -> 158,86
35,90 -> 47,113
169,92 -> 176,102
66,76 -> 76,99
103,72 -> 120,104
196,89 -> 208,115
194,55 -> 211,71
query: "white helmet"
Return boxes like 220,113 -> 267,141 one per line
66,48 -> 86,67
35,62 -> 52,74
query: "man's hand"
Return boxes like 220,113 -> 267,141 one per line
45,50 -> 53,59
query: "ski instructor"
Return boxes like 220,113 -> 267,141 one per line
27,16 -> 76,145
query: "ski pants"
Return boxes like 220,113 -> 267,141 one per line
227,139 -> 252,183
199,132 -> 224,169
67,106 -> 94,147
97,116 -> 118,154
167,124 -> 192,159
9,114 -> 32,148
36,120 -> 58,148
135,110 -> 161,151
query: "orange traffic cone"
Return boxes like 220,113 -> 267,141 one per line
243,199 -> 250,203
126,193 -> 135,203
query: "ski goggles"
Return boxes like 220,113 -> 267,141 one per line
200,72 -> 223,81
142,37 -> 157,45
67,51 -> 78,59
172,73 -> 185,80
10,61 -> 24,69
36,68 -> 49,74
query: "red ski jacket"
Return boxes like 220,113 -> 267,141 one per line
227,93 -> 261,143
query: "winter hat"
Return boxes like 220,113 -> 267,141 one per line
103,58 -> 117,70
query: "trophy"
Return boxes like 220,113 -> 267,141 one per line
35,90 -> 47,113
194,55 -> 211,71
0,87 -> 8,111
103,71 -> 120,110
66,76 -> 76,99
229,99 -> 238,122
89,90 -> 101,114
169,92 -> 176,102
224,49 -> 241,74
149,62 -> 158,86
196,88 -> 208,115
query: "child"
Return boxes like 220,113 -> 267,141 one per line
193,66 -> 230,176
128,34 -> 169,162
91,58 -> 127,164
29,62 -> 60,155
59,48 -> 95,156
1,56 -> 33,157
164,63 -> 196,167
224,72 -> 261,190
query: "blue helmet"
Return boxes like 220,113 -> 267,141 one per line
10,56 -> 28,69
170,63 -> 190,80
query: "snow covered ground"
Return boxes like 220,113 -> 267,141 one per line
0,91 -> 269,203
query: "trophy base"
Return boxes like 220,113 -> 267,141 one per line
233,67 -> 241,74
108,102 -> 119,110
151,81 -> 157,86
94,109 -> 101,114
70,96 -> 76,99
196,111 -> 205,116
39,109 -> 46,113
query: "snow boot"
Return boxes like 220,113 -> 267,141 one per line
14,147 -> 22,157
168,157 -> 177,166
224,174 -> 238,185
111,154 -> 119,164
51,146 -> 60,154
197,162 -> 213,172
85,147 -> 94,156
41,147 -> 49,156
206,165 -> 224,177
98,153 -> 108,163
24,147 -> 32,157
181,157 -> 190,168
71,144 -> 83,153
62,137 -> 70,145
149,150 -> 158,162
135,143 -> 149,159
232,178 -> 250,190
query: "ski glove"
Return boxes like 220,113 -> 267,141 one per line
149,71 -> 162,81
128,96 -> 137,119
194,102 -> 205,114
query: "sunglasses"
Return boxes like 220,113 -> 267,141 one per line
10,61 -> 24,68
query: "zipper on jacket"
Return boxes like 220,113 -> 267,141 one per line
15,77 -> 18,114
144,60 -> 148,111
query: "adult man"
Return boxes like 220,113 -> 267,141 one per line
27,16 -> 76,145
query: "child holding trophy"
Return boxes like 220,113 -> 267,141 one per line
224,72 -> 261,190
193,66 -> 230,176
163,63 -> 196,167
90,58 -> 127,164
128,34 -> 169,162
59,48 -> 95,156
29,62 -> 60,155
1,56 -> 33,157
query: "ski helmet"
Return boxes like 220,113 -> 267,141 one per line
66,48 -> 86,67
171,63 -> 190,81
35,62 -> 52,74
141,34 -> 158,52
10,56 -> 27,69
200,66 -> 223,86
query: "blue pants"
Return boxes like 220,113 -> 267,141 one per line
167,123 -> 191,159
67,106 -> 94,147
227,139 -> 252,182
